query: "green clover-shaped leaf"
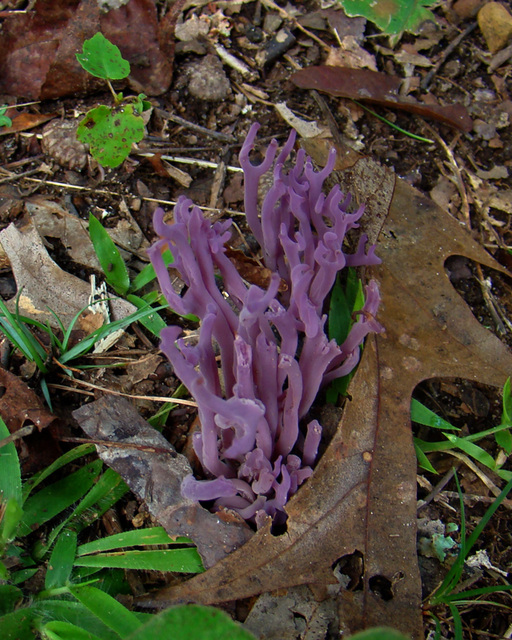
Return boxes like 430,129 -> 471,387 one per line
341,0 -> 436,36
76,32 -> 130,81
77,104 -> 144,168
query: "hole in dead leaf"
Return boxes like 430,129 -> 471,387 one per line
444,256 -> 512,350
0,385 -> 5,398
270,516 -> 288,536
332,550 -> 364,590
292,611 -> 307,633
369,574 -> 393,601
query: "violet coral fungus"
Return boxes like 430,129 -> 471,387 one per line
148,124 -> 383,529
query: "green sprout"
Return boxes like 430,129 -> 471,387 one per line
0,106 -> 12,129
76,33 -> 150,168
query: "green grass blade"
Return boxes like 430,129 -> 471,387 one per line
77,527 -> 191,555
18,459 -> 103,536
443,584 -> 512,602
125,294 -> 166,337
0,416 -> 22,505
449,603 -> 463,640
131,249 -> 174,292
74,548 -> 204,573
124,604 -> 256,640
502,378 -> 512,423
463,476 -> 512,559
414,438 -> 438,474
40,377 -> 53,413
45,468 -> 128,551
69,585 -> 142,638
443,433 -> 497,471
59,303 -> 166,364
45,530 -> 78,589
22,444 -> 95,501
411,399 -> 459,431
89,214 -> 130,296
0,298 -> 49,372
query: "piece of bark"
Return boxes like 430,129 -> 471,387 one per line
72,396 -> 253,569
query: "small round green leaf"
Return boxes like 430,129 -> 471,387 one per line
77,104 -> 144,168
76,32 -> 130,80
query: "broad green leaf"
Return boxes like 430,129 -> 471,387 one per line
77,527 -> 191,555
40,620 -> 102,640
74,548 -> 204,573
0,607 -> 36,640
125,604 -> 256,640
0,585 -> 22,615
69,585 -> 142,638
33,600 -> 121,640
341,0 -> 437,36
0,415 -> 22,505
88,214 -> 130,295
18,460 -> 103,536
76,33 -> 130,80
328,268 -> 363,345
77,104 -> 144,168
45,530 -> 78,589
326,268 -> 364,401
410,399 -> 459,431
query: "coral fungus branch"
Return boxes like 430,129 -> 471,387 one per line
149,123 -> 383,527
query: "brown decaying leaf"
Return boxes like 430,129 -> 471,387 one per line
133,154 -> 512,639
225,246 -> 288,293
0,366 -> 54,434
0,112 -> 57,136
290,66 -> 473,132
0,0 -> 185,99
72,396 -> 253,568
0,367 -> 60,474
0,221 -> 136,327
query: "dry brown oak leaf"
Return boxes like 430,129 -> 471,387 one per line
134,154 -> 512,640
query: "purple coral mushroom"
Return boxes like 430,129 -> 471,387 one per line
148,124 -> 383,528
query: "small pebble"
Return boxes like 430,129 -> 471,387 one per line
185,54 -> 231,101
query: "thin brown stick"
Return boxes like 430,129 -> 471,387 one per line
0,425 -> 35,450
52,376 -> 198,407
